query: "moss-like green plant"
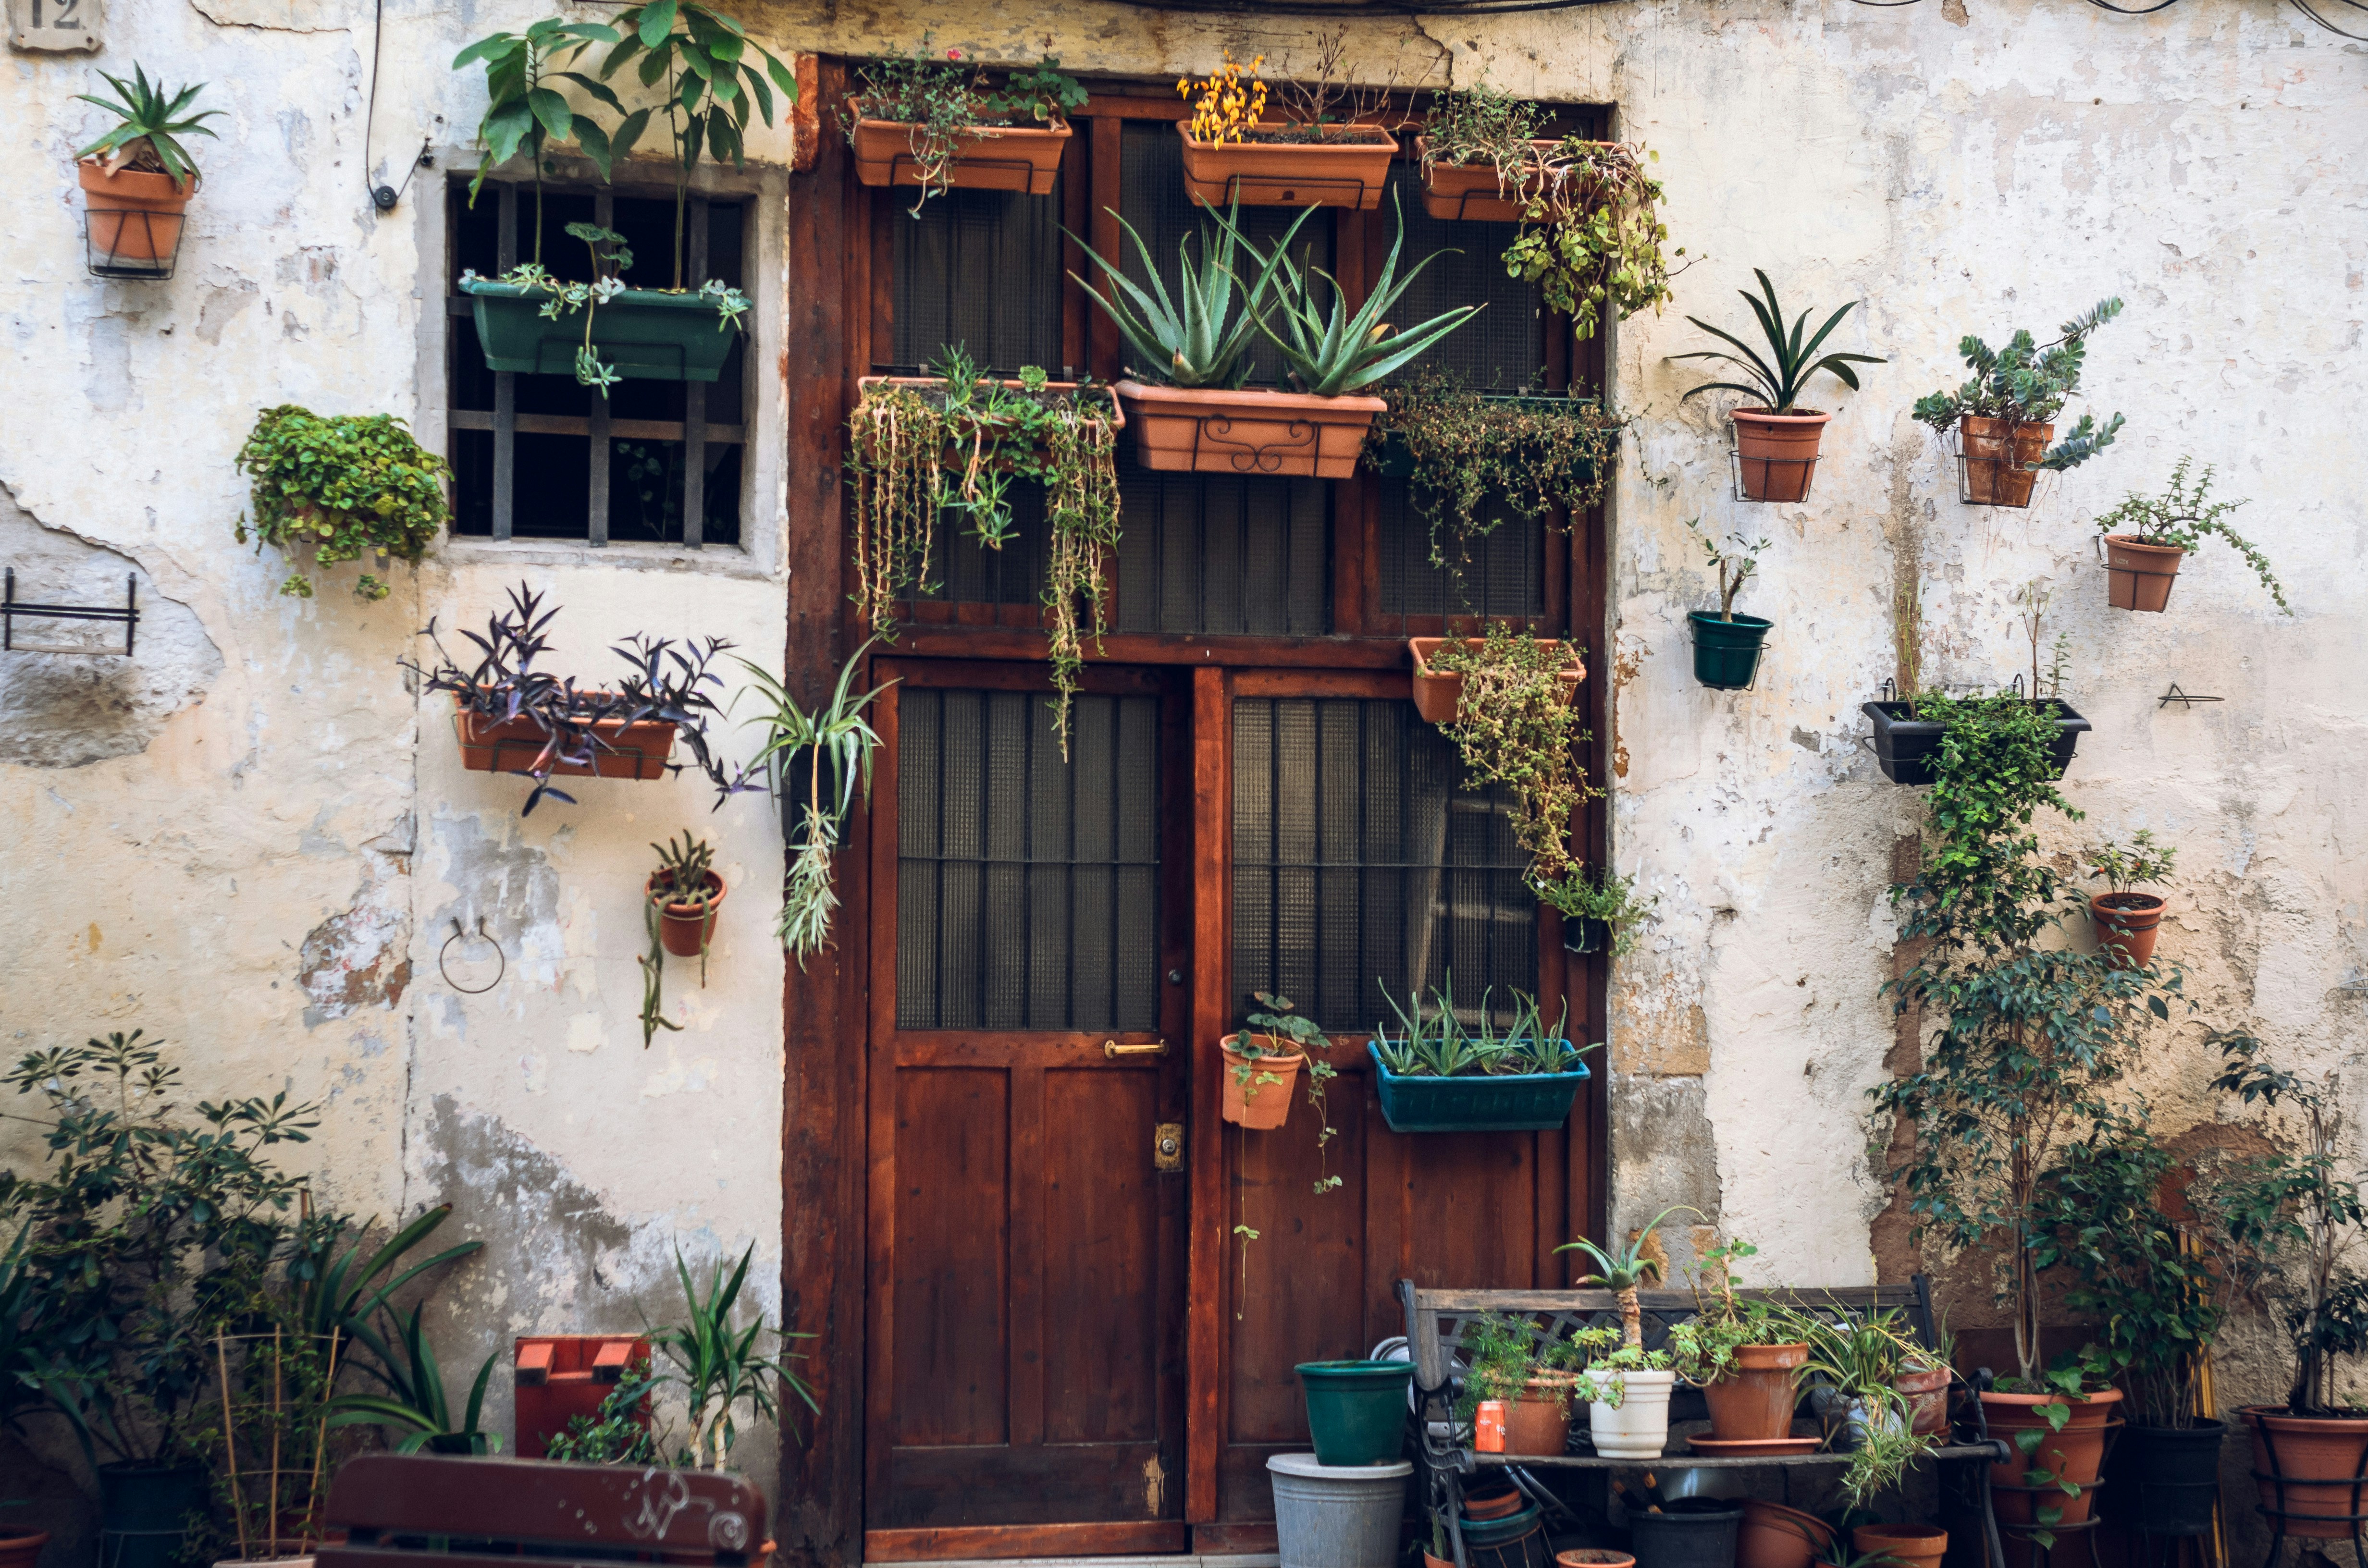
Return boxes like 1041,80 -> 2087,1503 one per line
234,406 -> 450,601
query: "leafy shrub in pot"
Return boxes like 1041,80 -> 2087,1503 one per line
1912,297 -> 2125,507
1672,270 -> 1883,504
2092,457 -> 2289,615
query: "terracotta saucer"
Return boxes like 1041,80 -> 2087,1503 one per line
1686,1435 -> 1824,1456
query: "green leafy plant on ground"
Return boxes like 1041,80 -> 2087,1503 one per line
1673,269 -> 1884,415
75,66 -> 219,185
1424,626 -> 1598,882
324,1307 -> 501,1455
1362,371 -> 1623,575
2095,456 -> 2289,612
1911,297 -> 2126,472
543,1360 -> 662,1464
652,1244 -> 817,1468
1503,139 -> 1679,342
1865,691 -> 2183,1384
234,406 -> 451,601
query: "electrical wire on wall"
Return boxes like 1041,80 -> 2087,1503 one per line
1847,0 -> 2365,38
360,0 -> 433,211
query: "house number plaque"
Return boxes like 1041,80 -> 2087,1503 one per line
9,0 -> 102,53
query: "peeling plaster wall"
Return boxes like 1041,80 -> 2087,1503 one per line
0,0 -> 2363,1519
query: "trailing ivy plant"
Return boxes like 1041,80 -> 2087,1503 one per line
1424,626 -> 1598,882
1363,370 -> 1623,574
2095,456 -> 2289,612
845,348 -> 1121,754
1865,691 -> 2183,1386
1503,139 -> 1681,342
845,37 -> 1088,214
1911,297 -> 2126,473
234,405 -> 451,601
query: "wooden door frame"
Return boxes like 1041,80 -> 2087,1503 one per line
779,62 -> 1613,1567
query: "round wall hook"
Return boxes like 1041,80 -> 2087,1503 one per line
439,917 -> 507,995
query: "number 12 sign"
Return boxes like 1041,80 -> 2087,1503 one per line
9,0 -> 103,53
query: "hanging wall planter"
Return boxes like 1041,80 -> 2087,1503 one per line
1731,410 -> 1828,504
848,101 -> 1071,195
2089,891 -> 2166,969
1689,612 -> 1772,690
1177,122 -> 1397,209
1412,136 -> 1562,221
1958,417 -> 2050,508
454,697 -> 678,782
649,869 -> 727,958
1861,698 -> 2090,786
460,279 -> 743,382
1407,637 -> 1584,725
81,162 -> 194,277
1114,381 -> 1383,479
2101,535 -> 2185,610
1220,1033 -> 1307,1129
1367,1041 -> 1591,1133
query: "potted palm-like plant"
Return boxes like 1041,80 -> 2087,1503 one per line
1685,518 -> 1774,689
2084,831 -> 2174,970
1912,298 -> 2124,508
1672,270 -> 1884,504
1110,192 -> 1477,478
1556,1208 -> 1695,1458
74,66 -> 219,274
2093,458 -> 2289,615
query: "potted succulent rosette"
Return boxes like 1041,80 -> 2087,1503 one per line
1083,193 -> 1476,480
1912,298 -> 2124,508
1672,271 -> 1884,505
73,66 -> 219,274
2093,457 -> 2289,615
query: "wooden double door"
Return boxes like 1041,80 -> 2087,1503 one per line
862,658 -> 1600,1561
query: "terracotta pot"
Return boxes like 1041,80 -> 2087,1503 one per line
1220,1033 -> 1305,1129
1407,637 -> 1586,726
1984,1388 -> 2122,1525
1557,1553 -> 1637,1568
1414,137 -> 1564,221
1959,417 -> 2052,508
451,698 -> 677,781
2103,535 -> 2188,612
1702,1343 -> 1809,1441
79,159 -> 194,263
1852,1524 -> 1946,1568
2243,1406 -> 2368,1539
1738,1499 -> 1832,1568
2090,892 -> 2166,970
0,1529 -> 50,1568
1732,408 -> 1829,503
1464,1484 -> 1526,1521
1895,1361 -> 1952,1436
1112,380 -> 1383,479
1177,122 -> 1397,209
847,104 -> 1071,195
1504,1377 -> 1577,1457
648,870 -> 726,958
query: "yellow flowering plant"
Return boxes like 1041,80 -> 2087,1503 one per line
1177,52 -> 1268,144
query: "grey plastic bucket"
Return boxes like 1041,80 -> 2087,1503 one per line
1268,1453 -> 1414,1568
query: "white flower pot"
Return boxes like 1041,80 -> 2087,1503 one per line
1588,1368 -> 1677,1458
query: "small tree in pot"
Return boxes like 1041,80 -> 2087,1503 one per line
1672,270 -> 1884,505
2084,831 -> 2176,971
2092,457 -> 2289,616
1684,518 -> 1773,688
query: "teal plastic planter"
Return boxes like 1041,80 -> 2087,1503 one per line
460,279 -> 741,382
1366,1042 -> 1591,1133
1690,611 -> 1773,690
1296,1359 -> 1413,1466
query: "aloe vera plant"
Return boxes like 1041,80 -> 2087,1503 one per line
1214,189 -> 1484,396
1372,978 -> 1576,1077
1066,199 -> 1311,387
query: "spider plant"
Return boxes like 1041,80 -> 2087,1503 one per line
738,640 -> 892,965
74,66 -> 221,186
1216,189 -> 1484,397
1672,269 -> 1884,414
1066,199 -> 1312,388
1557,1203 -> 1693,1348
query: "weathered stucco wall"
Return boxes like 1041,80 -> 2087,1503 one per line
1,0 -> 2363,1526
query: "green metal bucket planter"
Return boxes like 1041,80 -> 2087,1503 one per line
1297,1359 -> 1414,1466
460,279 -> 742,382
1689,612 -> 1773,690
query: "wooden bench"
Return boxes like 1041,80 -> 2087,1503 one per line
1396,1279 -> 2010,1568
318,1454 -> 768,1568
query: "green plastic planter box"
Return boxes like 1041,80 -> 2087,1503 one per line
1690,611 -> 1772,690
460,279 -> 742,382
1296,1359 -> 1412,1466
1366,1042 -> 1591,1133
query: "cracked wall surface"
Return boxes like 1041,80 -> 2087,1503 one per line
0,0 -> 2361,1528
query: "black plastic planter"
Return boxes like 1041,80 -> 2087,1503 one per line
99,1463 -> 206,1568
2110,1420 -> 2226,1537
1860,699 -> 2091,786
1689,611 -> 1772,690
1630,1499 -> 1742,1568
1563,917 -> 1612,956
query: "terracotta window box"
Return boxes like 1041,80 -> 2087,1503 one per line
1406,637 -> 1586,725
849,103 -> 1071,196
1176,122 -> 1396,210
1412,136 -> 1566,222
451,697 -> 676,782
1112,381 -> 1382,479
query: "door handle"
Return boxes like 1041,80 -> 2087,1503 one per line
1103,1039 -> 1170,1059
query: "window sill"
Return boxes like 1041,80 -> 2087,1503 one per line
440,535 -> 769,580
